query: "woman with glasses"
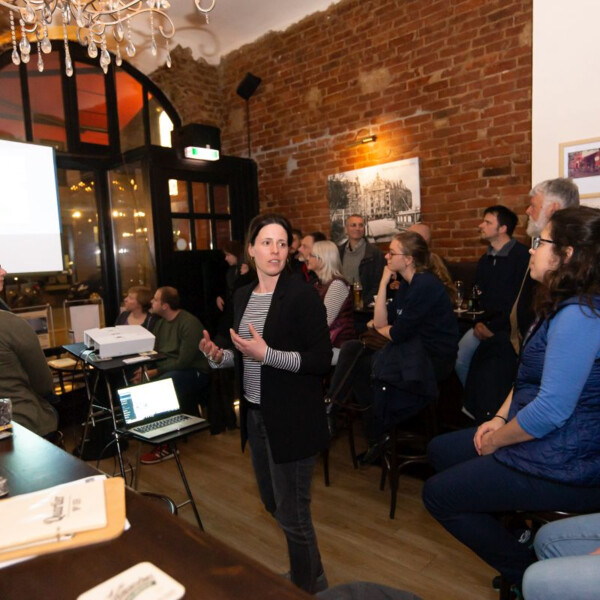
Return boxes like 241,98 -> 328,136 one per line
306,240 -> 355,364
423,206 -> 600,593
328,231 -> 458,464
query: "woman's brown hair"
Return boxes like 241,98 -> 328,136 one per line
535,206 -> 600,317
128,286 -> 152,312
394,231 -> 456,302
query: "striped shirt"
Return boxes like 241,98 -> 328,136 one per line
323,279 -> 351,325
209,291 -> 301,405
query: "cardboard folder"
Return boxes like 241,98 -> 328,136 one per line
0,477 -> 125,563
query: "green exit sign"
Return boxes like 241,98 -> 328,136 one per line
184,146 -> 220,161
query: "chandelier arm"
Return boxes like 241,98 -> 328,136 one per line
194,0 -> 216,14
81,0 -> 146,17
1,0 -> 216,72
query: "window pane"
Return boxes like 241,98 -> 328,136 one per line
148,92 -> 173,147
213,184 -> 230,214
50,168 -> 104,344
214,219 -> 231,249
194,219 -> 212,250
192,181 -> 208,213
0,63 -> 25,141
109,162 -> 156,297
169,179 -> 188,212
172,218 -> 191,251
75,61 -> 108,145
116,70 -> 145,151
28,53 -> 66,150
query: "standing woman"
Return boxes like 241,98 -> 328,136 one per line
200,214 -> 332,594
306,240 -> 356,364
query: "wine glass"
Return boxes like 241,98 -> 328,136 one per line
471,284 -> 482,312
455,280 -> 464,312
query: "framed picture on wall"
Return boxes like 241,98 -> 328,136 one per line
559,137 -> 600,201
328,157 -> 421,245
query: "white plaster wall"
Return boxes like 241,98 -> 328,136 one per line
532,0 -> 600,204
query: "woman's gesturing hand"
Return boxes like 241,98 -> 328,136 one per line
199,330 -> 224,364
230,323 -> 267,362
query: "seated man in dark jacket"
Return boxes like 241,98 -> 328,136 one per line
454,205 -> 529,388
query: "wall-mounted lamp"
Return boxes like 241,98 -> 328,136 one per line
348,134 -> 377,148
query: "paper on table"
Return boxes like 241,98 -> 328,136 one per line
0,476 -> 107,553
78,562 -> 185,600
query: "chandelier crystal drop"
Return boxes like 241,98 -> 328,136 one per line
1,0 -> 217,77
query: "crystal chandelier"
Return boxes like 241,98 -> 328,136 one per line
2,0 -> 217,75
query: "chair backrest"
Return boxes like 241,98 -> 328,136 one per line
327,340 -> 367,407
13,304 -> 54,349
64,299 -> 103,343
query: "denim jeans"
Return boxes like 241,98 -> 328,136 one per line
454,328 -> 481,387
246,408 -> 325,593
422,428 -> 600,587
522,515 -> 600,599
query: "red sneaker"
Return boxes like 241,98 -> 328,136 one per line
140,444 -> 177,465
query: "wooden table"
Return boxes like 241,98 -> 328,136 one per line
0,424 -> 309,600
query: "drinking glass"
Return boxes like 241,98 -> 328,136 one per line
455,280 -> 464,312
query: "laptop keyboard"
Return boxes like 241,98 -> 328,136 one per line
135,414 -> 190,433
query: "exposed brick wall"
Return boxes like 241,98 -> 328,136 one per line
157,0 -> 533,262
151,45 -> 223,128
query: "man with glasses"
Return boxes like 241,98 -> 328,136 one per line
510,178 -> 580,351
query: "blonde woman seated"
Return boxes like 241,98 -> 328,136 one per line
306,241 -> 356,364
115,285 -> 157,331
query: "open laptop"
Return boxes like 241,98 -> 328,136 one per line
117,378 -> 206,440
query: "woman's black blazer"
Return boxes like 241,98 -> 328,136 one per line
233,270 -> 332,463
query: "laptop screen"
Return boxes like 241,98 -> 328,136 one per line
118,378 -> 180,426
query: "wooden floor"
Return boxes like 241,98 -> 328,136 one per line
64,424 -> 498,600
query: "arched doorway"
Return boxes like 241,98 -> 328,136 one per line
0,42 -> 258,340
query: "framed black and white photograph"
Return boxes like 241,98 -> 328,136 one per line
328,157 -> 421,244
559,137 -> 600,204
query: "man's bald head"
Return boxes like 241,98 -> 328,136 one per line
408,223 -> 432,245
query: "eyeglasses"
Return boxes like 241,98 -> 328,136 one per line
387,251 -> 409,257
531,237 -> 556,250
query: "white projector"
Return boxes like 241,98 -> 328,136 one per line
83,325 -> 155,359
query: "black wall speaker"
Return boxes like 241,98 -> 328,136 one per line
171,123 -> 221,153
236,72 -> 262,100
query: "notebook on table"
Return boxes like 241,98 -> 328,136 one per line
117,378 -> 206,440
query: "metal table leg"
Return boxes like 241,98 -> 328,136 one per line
169,440 -> 204,530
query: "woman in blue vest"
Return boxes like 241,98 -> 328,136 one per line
423,206 -> 600,590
